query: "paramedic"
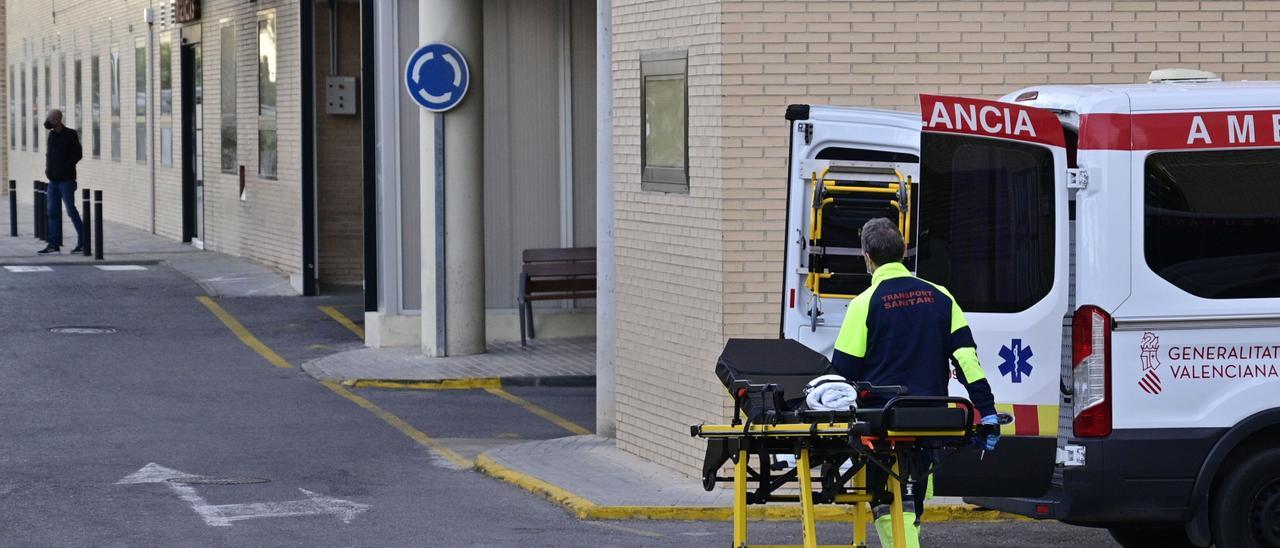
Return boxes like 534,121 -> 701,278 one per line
831,217 -> 1000,547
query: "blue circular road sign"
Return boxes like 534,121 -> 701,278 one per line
404,42 -> 470,113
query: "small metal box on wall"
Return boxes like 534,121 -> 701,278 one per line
326,77 -> 358,115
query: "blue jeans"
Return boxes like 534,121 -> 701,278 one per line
47,180 -> 84,249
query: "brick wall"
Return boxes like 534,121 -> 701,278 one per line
612,0 -> 728,476
614,0 -> 1280,476
314,1 -> 364,287
5,0 -> 302,276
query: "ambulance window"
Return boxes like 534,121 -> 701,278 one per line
1144,149 -> 1280,299
815,147 -> 918,164
917,134 -> 1055,313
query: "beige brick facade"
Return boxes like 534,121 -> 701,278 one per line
613,0 -> 1280,476
5,0 -> 302,276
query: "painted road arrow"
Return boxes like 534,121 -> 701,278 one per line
117,463 -> 370,527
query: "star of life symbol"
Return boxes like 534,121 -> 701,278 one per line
1139,332 -> 1163,395
998,339 -> 1034,383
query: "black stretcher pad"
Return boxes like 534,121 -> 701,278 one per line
716,338 -> 832,413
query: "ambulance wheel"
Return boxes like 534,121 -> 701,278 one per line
1211,446 -> 1280,548
1106,524 -> 1195,548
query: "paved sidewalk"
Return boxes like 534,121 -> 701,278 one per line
1,194 -> 295,297
301,337 -> 595,386
475,436 -> 998,522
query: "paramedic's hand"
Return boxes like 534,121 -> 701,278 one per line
979,414 -> 1001,451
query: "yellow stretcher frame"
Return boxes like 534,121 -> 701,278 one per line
696,422 -> 968,548
804,166 -> 915,301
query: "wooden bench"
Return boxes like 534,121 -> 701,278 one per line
518,247 -> 596,347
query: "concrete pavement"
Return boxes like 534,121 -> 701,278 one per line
301,337 -> 595,387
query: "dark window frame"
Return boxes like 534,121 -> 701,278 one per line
639,49 -> 688,194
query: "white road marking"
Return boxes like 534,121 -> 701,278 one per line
94,265 -> 148,271
117,463 -> 370,527
3,266 -> 53,272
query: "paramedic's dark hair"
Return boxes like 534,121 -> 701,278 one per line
861,218 -> 905,266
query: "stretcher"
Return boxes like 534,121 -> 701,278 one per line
691,339 -> 985,548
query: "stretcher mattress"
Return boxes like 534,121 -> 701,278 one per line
715,338 -> 832,416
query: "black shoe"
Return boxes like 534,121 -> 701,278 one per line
71,245 -> 84,254
37,246 -> 61,255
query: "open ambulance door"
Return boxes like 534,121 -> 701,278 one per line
915,95 -> 1070,498
781,105 -> 921,355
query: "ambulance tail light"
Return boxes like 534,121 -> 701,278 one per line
1072,305 -> 1112,438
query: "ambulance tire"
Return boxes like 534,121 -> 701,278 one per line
1210,445 -> 1280,548
1106,525 -> 1195,548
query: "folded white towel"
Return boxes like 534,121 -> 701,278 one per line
804,374 -> 858,411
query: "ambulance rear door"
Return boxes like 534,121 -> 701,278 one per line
781,105 -> 921,356
914,95 -> 1069,497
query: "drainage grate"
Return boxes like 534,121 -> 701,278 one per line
49,326 -> 118,335
167,477 -> 270,486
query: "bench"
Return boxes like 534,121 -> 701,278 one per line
518,247 -> 597,347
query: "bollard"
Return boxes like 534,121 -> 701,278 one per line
8,180 -> 16,237
33,181 -> 43,240
82,189 -> 92,256
93,190 -> 104,261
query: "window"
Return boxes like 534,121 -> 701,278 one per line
111,48 -> 121,161
60,54 -> 66,114
257,11 -> 278,179
136,39 -> 147,163
160,32 -> 173,167
8,65 -> 14,150
640,50 -> 688,193
20,63 -> 27,150
1145,149 -> 1280,299
74,57 -> 82,133
33,61 -> 39,152
160,33 -> 173,117
91,52 -> 101,159
220,22 -> 237,174
917,133 -> 1056,313
42,58 -> 50,150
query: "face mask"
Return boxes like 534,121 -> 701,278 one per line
43,121 -> 53,130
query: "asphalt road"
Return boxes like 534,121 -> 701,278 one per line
0,262 -> 1119,547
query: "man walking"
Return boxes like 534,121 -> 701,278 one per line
832,218 -> 1001,548
39,109 -> 84,255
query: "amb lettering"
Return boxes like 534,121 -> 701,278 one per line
928,101 -> 1038,139
1185,113 -> 1280,145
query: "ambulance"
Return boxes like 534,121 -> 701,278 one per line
780,71 -> 1280,548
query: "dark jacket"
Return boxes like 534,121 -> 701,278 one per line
831,262 -> 997,417
46,127 -> 83,182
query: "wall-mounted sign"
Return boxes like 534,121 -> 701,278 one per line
176,0 -> 200,23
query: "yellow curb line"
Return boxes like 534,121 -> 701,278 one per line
473,454 -> 1027,523
324,380 -> 473,469
197,296 -> 292,369
343,378 -> 503,390
319,305 -> 365,339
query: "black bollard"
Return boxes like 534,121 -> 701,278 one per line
33,181 -> 43,240
93,190 -> 104,261
8,180 -> 16,237
82,189 -> 92,256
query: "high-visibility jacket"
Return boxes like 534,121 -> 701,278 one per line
831,262 -> 996,417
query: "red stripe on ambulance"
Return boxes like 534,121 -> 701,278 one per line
1080,109 -> 1280,150
1012,404 -> 1039,436
921,94 -> 1066,148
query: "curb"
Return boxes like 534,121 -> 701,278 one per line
339,375 -> 595,390
473,454 -> 1027,523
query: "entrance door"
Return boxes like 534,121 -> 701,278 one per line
181,41 -> 205,248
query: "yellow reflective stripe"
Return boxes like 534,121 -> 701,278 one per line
953,347 -> 985,383
835,293 -> 872,357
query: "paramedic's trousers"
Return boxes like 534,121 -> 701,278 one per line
870,450 -> 931,522
47,180 -> 84,249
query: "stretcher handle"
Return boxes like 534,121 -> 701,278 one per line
881,395 -> 976,434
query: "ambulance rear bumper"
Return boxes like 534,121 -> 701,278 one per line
966,428 -> 1225,526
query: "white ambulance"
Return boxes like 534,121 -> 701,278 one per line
780,73 -> 1280,548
